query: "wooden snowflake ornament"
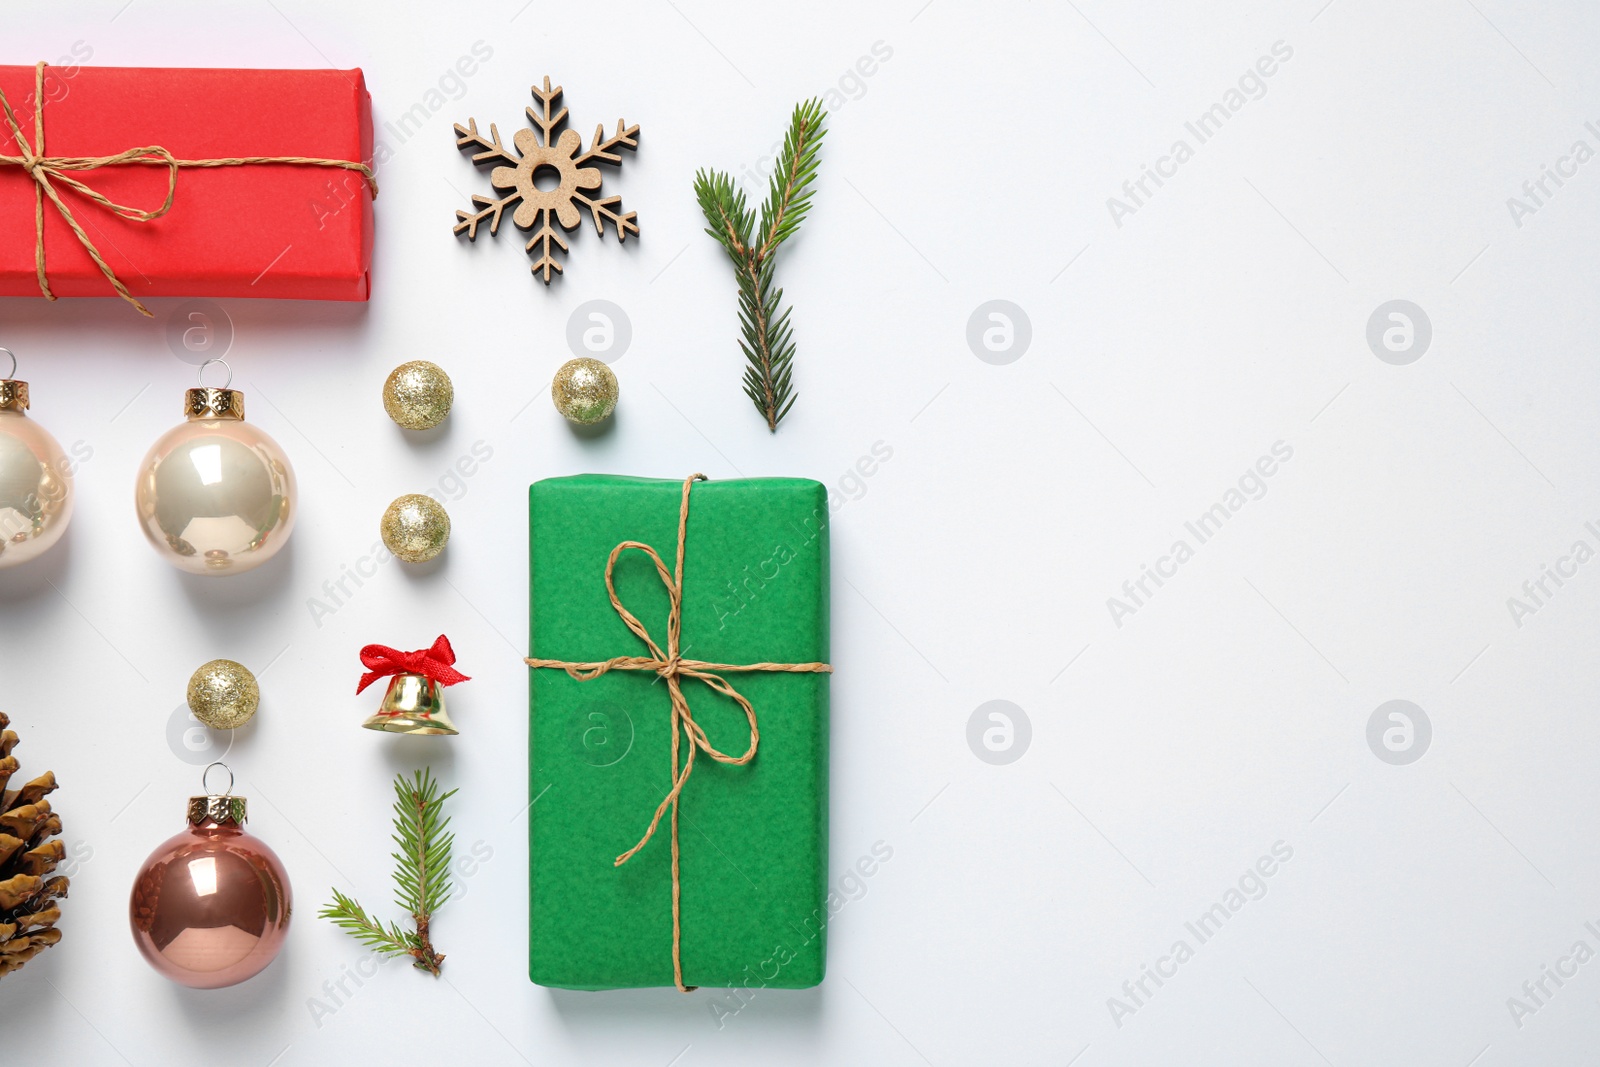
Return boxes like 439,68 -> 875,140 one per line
452,77 -> 639,284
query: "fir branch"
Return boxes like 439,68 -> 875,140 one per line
320,769 -> 457,976
392,769 -> 457,923
318,889 -> 415,959
694,98 -> 826,432
756,99 -> 826,261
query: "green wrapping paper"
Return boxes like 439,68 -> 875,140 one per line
528,475 -> 830,990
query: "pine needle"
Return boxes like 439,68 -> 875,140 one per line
694,98 -> 827,432
319,769 -> 457,976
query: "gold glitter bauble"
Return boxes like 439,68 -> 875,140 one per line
383,361 -> 454,430
381,494 -> 450,563
551,357 -> 618,425
186,659 -> 260,730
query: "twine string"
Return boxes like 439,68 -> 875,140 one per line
525,473 -> 832,993
0,61 -> 379,317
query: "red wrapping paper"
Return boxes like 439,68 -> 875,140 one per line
0,64 -> 373,303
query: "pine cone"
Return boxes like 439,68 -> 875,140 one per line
0,712 -> 68,978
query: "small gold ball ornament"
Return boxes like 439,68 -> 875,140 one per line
551,357 -> 618,425
381,494 -> 451,563
186,659 -> 260,730
383,361 -> 454,430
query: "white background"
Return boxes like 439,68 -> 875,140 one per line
2,0 -> 1598,1063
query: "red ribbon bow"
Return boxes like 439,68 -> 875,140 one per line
356,635 -> 471,695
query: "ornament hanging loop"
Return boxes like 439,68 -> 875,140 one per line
0,347 -> 16,378
202,760 -> 234,797
198,357 -> 232,390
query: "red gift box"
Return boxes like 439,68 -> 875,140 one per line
0,63 -> 374,312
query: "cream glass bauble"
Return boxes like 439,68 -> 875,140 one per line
0,348 -> 74,569
135,361 -> 296,576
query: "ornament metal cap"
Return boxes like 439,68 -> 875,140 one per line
186,762 -> 248,827
185,359 -> 245,421
362,672 -> 459,736
0,347 -> 28,413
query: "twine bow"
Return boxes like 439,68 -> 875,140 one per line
0,61 -> 379,317
526,474 -> 832,992
357,635 -> 471,695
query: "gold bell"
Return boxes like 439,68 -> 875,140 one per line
362,672 -> 458,736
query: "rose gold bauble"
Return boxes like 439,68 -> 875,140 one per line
134,367 -> 295,576
129,770 -> 291,989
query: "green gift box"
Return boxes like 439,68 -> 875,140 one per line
527,474 -> 831,991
